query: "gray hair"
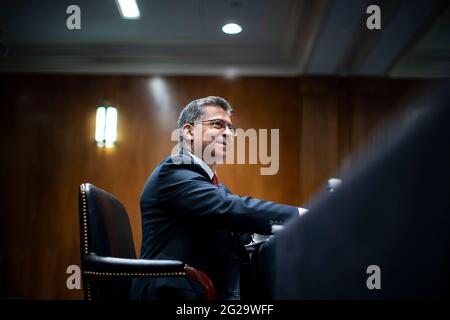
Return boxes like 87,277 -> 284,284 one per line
177,96 -> 233,142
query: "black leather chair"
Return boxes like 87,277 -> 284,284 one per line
78,183 -> 216,300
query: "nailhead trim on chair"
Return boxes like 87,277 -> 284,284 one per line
80,185 -> 89,255
86,282 -> 91,301
80,184 -> 92,300
84,271 -> 187,277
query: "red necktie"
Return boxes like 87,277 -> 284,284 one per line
212,174 -> 219,187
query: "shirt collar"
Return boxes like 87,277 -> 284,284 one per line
186,151 -> 215,180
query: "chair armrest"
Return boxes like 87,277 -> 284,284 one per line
83,254 -> 217,299
184,266 -> 216,300
83,254 -> 185,275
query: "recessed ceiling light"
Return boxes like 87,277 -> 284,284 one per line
222,23 -> 242,35
116,0 -> 141,19
225,68 -> 238,79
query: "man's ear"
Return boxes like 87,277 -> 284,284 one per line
182,123 -> 194,141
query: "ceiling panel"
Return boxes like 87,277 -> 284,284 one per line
0,0 -> 447,77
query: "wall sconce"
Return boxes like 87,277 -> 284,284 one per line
95,106 -> 118,148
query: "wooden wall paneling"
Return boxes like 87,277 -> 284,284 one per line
0,74 -> 419,299
300,78 -> 341,203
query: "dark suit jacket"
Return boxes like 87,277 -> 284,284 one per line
130,151 -> 298,300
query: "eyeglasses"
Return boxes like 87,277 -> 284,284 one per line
194,118 -> 237,135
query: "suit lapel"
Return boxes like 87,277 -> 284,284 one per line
177,148 -> 214,183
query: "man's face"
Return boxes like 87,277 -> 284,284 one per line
188,105 -> 234,164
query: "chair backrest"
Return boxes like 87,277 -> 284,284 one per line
78,183 -> 136,299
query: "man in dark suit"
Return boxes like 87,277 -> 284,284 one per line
131,96 -> 302,300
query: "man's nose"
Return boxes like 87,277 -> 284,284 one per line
223,125 -> 233,136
